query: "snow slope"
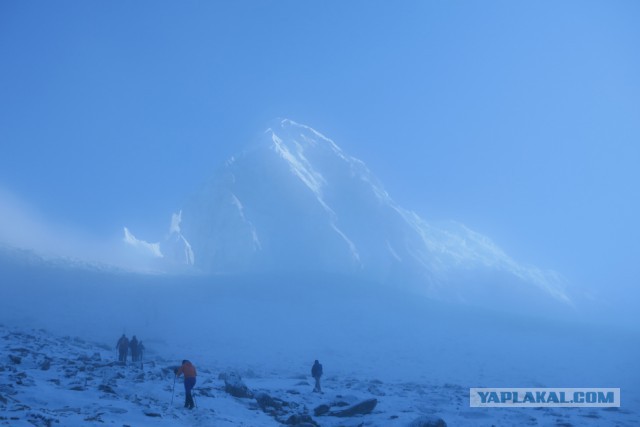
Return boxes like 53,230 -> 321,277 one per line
127,119 -> 570,311
1,252 -> 639,425
2,324 -> 637,427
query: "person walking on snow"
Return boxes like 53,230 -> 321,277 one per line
311,360 -> 323,393
130,335 -> 139,362
116,334 -> 129,363
176,360 -> 197,409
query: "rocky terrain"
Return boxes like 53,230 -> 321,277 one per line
1,325 -> 636,426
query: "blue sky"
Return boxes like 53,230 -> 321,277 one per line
1,1 -> 639,305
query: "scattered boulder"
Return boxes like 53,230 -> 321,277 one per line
255,392 -> 282,411
84,413 -> 104,422
40,358 -> 51,371
285,413 -> 320,426
409,415 -> 448,427
314,404 -> 330,416
223,372 -> 253,398
98,384 -> 117,395
9,355 -> 21,365
143,411 -> 162,418
330,398 -> 377,417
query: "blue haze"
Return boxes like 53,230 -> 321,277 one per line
0,1 -> 639,324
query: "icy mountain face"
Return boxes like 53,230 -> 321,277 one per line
174,119 -> 568,303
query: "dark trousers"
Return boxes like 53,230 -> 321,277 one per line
313,376 -> 321,392
184,377 -> 196,408
118,349 -> 127,363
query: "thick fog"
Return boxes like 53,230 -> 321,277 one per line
1,1 -> 639,424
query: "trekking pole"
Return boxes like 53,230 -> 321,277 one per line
170,376 -> 176,406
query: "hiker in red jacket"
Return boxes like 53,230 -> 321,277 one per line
176,360 -> 197,409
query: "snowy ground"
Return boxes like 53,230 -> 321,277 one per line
1,255 -> 639,426
1,325 -> 638,427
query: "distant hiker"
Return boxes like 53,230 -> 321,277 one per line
116,334 -> 129,363
311,360 -> 323,392
138,341 -> 145,362
176,360 -> 197,409
130,335 -> 139,362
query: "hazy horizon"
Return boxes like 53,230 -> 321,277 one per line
1,2 -> 639,325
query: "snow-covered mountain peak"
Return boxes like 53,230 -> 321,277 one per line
125,120 -> 570,306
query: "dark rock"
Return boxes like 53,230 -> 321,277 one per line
144,411 -> 162,417
84,413 -> 104,422
223,372 -> 253,398
408,416 -> 448,427
9,355 -> 21,364
28,412 -> 57,426
98,384 -> 117,395
69,386 -> 85,391
330,398 -> 377,417
314,404 -> 330,416
40,358 -> 51,371
255,392 -> 282,411
285,413 -> 319,426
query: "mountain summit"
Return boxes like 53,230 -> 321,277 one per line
126,119 -> 569,304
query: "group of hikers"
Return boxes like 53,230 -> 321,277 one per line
115,334 -> 145,363
115,335 -> 324,410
